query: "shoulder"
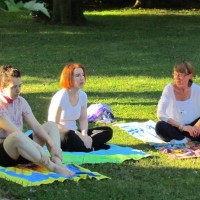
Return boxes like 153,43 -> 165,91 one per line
16,96 -> 32,114
192,83 -> 200,89
162,83 -> 173,93
52,89 -> 67,100
17,96 -> 30,106
78,90 -> 87,98
165,83 -> 173,89
54,89 -> 66,96
191,83 -> 200,93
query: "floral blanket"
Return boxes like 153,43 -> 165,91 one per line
115,120 -> 200,159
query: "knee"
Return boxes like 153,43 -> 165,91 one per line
63,130 -> 76,141
105,126 -> 113,140
43,121 -> 58,131
8,131 -> 25,145
155,121 -> 166,134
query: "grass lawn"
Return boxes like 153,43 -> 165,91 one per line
1,8 -> 200,200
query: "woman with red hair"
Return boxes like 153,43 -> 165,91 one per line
48,63 -> 113,152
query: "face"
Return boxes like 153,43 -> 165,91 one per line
173,71 -> 192,88
72,68 -> 85,89
3,77 -> 22,99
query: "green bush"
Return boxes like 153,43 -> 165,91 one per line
0,0 -> 7,9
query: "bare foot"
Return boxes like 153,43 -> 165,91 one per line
55,165 -> 75,177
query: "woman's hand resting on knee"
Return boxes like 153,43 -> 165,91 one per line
75,131 -> 93,149
82,135 -> 93,149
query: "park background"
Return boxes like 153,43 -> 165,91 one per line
1,0 -> 200,199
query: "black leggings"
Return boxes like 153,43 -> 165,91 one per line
61,126 -> 113,152
155,117 -> 200,142
0,134 -> 33,167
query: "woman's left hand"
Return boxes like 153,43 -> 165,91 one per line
183,125 -> 200,137
192,126 -> 200,137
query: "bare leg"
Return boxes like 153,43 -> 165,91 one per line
42,121 -> 61,148
3,131 -> 74,176
32,121 -> 63,165
42,121 -> 63,165
32,121 -> 60,147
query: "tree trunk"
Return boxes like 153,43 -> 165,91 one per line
133,0 -> 155,8
52,0 -> 60,23
52,0 -> 86,25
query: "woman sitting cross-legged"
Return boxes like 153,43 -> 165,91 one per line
155,61 -> 200,144
48,63 -> 113,152
0,65 -> 74,176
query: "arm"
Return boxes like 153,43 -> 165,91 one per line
157,85 -> 171,122
157,85 -> 185,130
24,113 -> 62,160
49,105 -> 71,134
77,104 -> 92,149
0,116 -> 19,134
48,93 -> 71,135
24,113 -> 52,145
158,84 -> 199,136
79,104 -> 88,136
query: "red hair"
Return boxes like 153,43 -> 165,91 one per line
60,63 -> 86,89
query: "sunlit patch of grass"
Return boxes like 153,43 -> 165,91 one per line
1,8 -> 200,200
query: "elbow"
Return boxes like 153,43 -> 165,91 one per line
157,112 -> 168,122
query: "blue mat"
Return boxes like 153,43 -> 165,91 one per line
58,144 -> 151,164
0,163 -> 109,187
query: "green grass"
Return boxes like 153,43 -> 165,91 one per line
1,8 -> 200,199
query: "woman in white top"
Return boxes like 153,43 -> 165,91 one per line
156,61 -> 200,144
0,65 -> 73,176
48,63 -> 113,152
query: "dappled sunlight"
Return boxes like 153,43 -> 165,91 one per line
85,8 -> 200,16
39,31 -> 87,35
2,8 -> 200,200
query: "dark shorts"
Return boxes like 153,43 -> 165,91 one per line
0,134 -> 33,167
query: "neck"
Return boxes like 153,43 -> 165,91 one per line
68,88 -> 79,95
0,91 -> 13,104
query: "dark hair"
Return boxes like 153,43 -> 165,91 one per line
0,65 -> 21,90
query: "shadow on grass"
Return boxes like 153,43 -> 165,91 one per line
87,91 -> 160,102
1,156 -> 200,199
23,90 -> 160,105
2,11 -> 200,79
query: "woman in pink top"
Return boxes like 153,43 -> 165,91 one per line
0,65 -> 73,176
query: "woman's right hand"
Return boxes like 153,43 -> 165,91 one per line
75,131 -> 92,149
82,135 -> 93,149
